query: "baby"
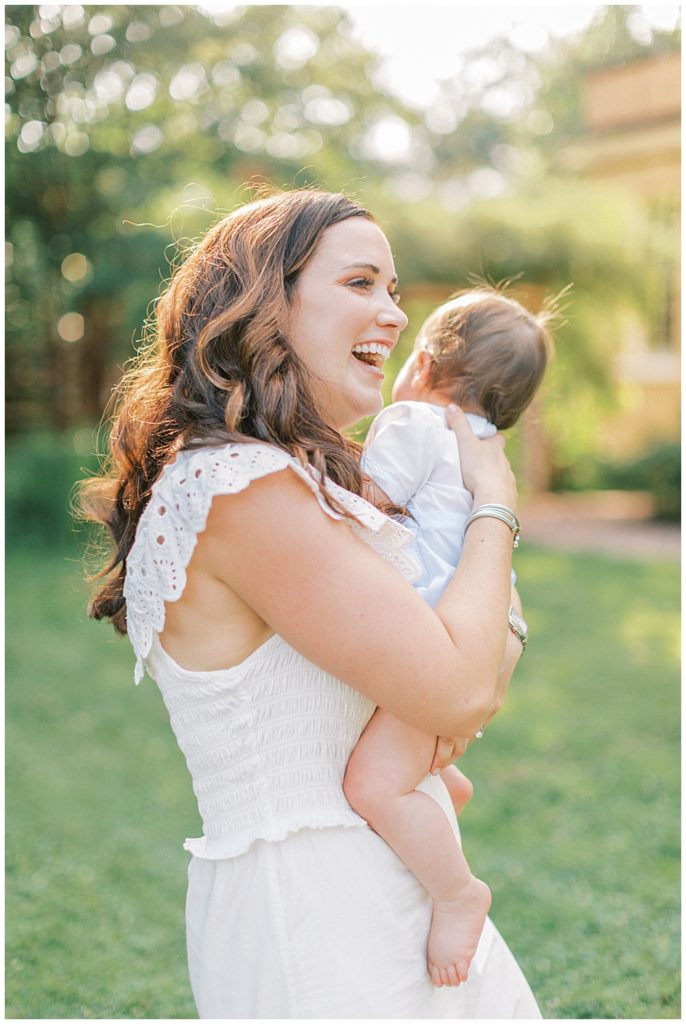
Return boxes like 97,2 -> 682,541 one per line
343,289 -> 551,988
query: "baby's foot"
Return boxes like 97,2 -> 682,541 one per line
442,767 -> 474,815
427,877 -> 491,987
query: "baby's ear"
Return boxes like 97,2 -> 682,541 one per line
413,348 -> 433,386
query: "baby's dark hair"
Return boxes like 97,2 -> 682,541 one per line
420,288 -> 553,429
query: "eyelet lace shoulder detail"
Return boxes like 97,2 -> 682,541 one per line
124,442 -> 419,683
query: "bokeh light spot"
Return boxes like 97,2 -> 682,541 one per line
169,64 -> 206,102
229,42 -> 257,66
240,98 -> 269,124
11,53 -> 39,80
59,43 -> 82,65
57,312 -> 84,342
61,6 -> 85,29
266,132 -> 310,159
17,119 -> 44,153
274,27 -> 319,70
361,115 -> 412,163
304,96 -> 352,126
159,7 -> 184,27
93,69 -> 125,104
211,60 -> 240,88
126,21 -> 153,43
5,26 -> 21,50
125,73 -> 158,111
61,252 -> 91,283
41,51 -> 61,72
425,103 -> 459,134
233,123 -> 265,152
87,13 -> 113,36
131,123 -> 163,155
526,109 -> 554,135
63,131 -> 89,156
91,34 -> 116,57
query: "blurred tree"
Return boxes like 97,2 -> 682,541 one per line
5,3 -> 679,499
5,3 -> 417,431
405,4 -> 680,196
533,5 -> 680,147
370,4 -> 679,484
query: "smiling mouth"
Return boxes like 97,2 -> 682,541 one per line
351,342 -> 390,369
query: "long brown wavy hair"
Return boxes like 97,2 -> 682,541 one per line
78,187 -> 393,635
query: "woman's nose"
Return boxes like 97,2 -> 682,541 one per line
377,295 -> 409,331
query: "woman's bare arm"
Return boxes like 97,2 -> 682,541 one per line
198,467 -> 515,738
429,585 -> 524,771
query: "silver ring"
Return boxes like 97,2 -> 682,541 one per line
474,728 -> 484,740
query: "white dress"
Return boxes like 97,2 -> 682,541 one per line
123,441 -> 541,1019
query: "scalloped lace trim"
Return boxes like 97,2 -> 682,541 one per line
124,442 -> 419,683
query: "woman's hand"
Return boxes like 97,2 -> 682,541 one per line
445,405 -> 517,511
481,625 -> 523,730
428,632 -> 520,773
430,586 -> 526,769
480,586 -> 525,727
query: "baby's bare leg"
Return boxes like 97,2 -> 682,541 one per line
343,709 -> 490,987
441,764 -> 474,816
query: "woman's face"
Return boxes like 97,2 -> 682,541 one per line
287,217 -> 408,430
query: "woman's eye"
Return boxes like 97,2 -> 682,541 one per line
390,291 -> 401,305
348,277 -> 374,289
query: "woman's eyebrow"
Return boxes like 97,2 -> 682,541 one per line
342,261 -> 398,284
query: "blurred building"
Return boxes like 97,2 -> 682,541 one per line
561,48 -> 680,458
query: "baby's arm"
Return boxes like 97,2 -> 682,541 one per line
344,708 -> 490,986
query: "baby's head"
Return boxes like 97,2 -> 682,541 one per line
392,289 -> 552,429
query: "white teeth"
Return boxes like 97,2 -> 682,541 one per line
352,343 -> 390,361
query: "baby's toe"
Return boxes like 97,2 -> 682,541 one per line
446,964 -> 460,987
457,959 -> 470,984
429,963 -> 443,987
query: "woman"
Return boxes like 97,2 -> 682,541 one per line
80,188 -> 540,1018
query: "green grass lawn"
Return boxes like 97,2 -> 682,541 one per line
6,546 -> 680,1018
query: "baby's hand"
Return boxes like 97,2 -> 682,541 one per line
430,735 -> 470,774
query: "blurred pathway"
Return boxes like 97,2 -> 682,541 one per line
519,491 -> 680,563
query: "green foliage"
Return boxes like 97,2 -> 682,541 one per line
5,3 -> 680,483
557,442 -> 681,521
6,546 -> 679,1017
5,3 -> 414,431
6,431 -> 102,549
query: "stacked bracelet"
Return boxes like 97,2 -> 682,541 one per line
464,503 -> 521,548
508,607 -> 528,652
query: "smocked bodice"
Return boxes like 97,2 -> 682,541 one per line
147,633 -> 375,858
123,441 -> 419,859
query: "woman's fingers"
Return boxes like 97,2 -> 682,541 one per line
444,402 -> 470,436
444,405 -> 516,509
445,404 -> 504,452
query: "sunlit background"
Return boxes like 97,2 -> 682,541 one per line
5,2 -> 680,541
